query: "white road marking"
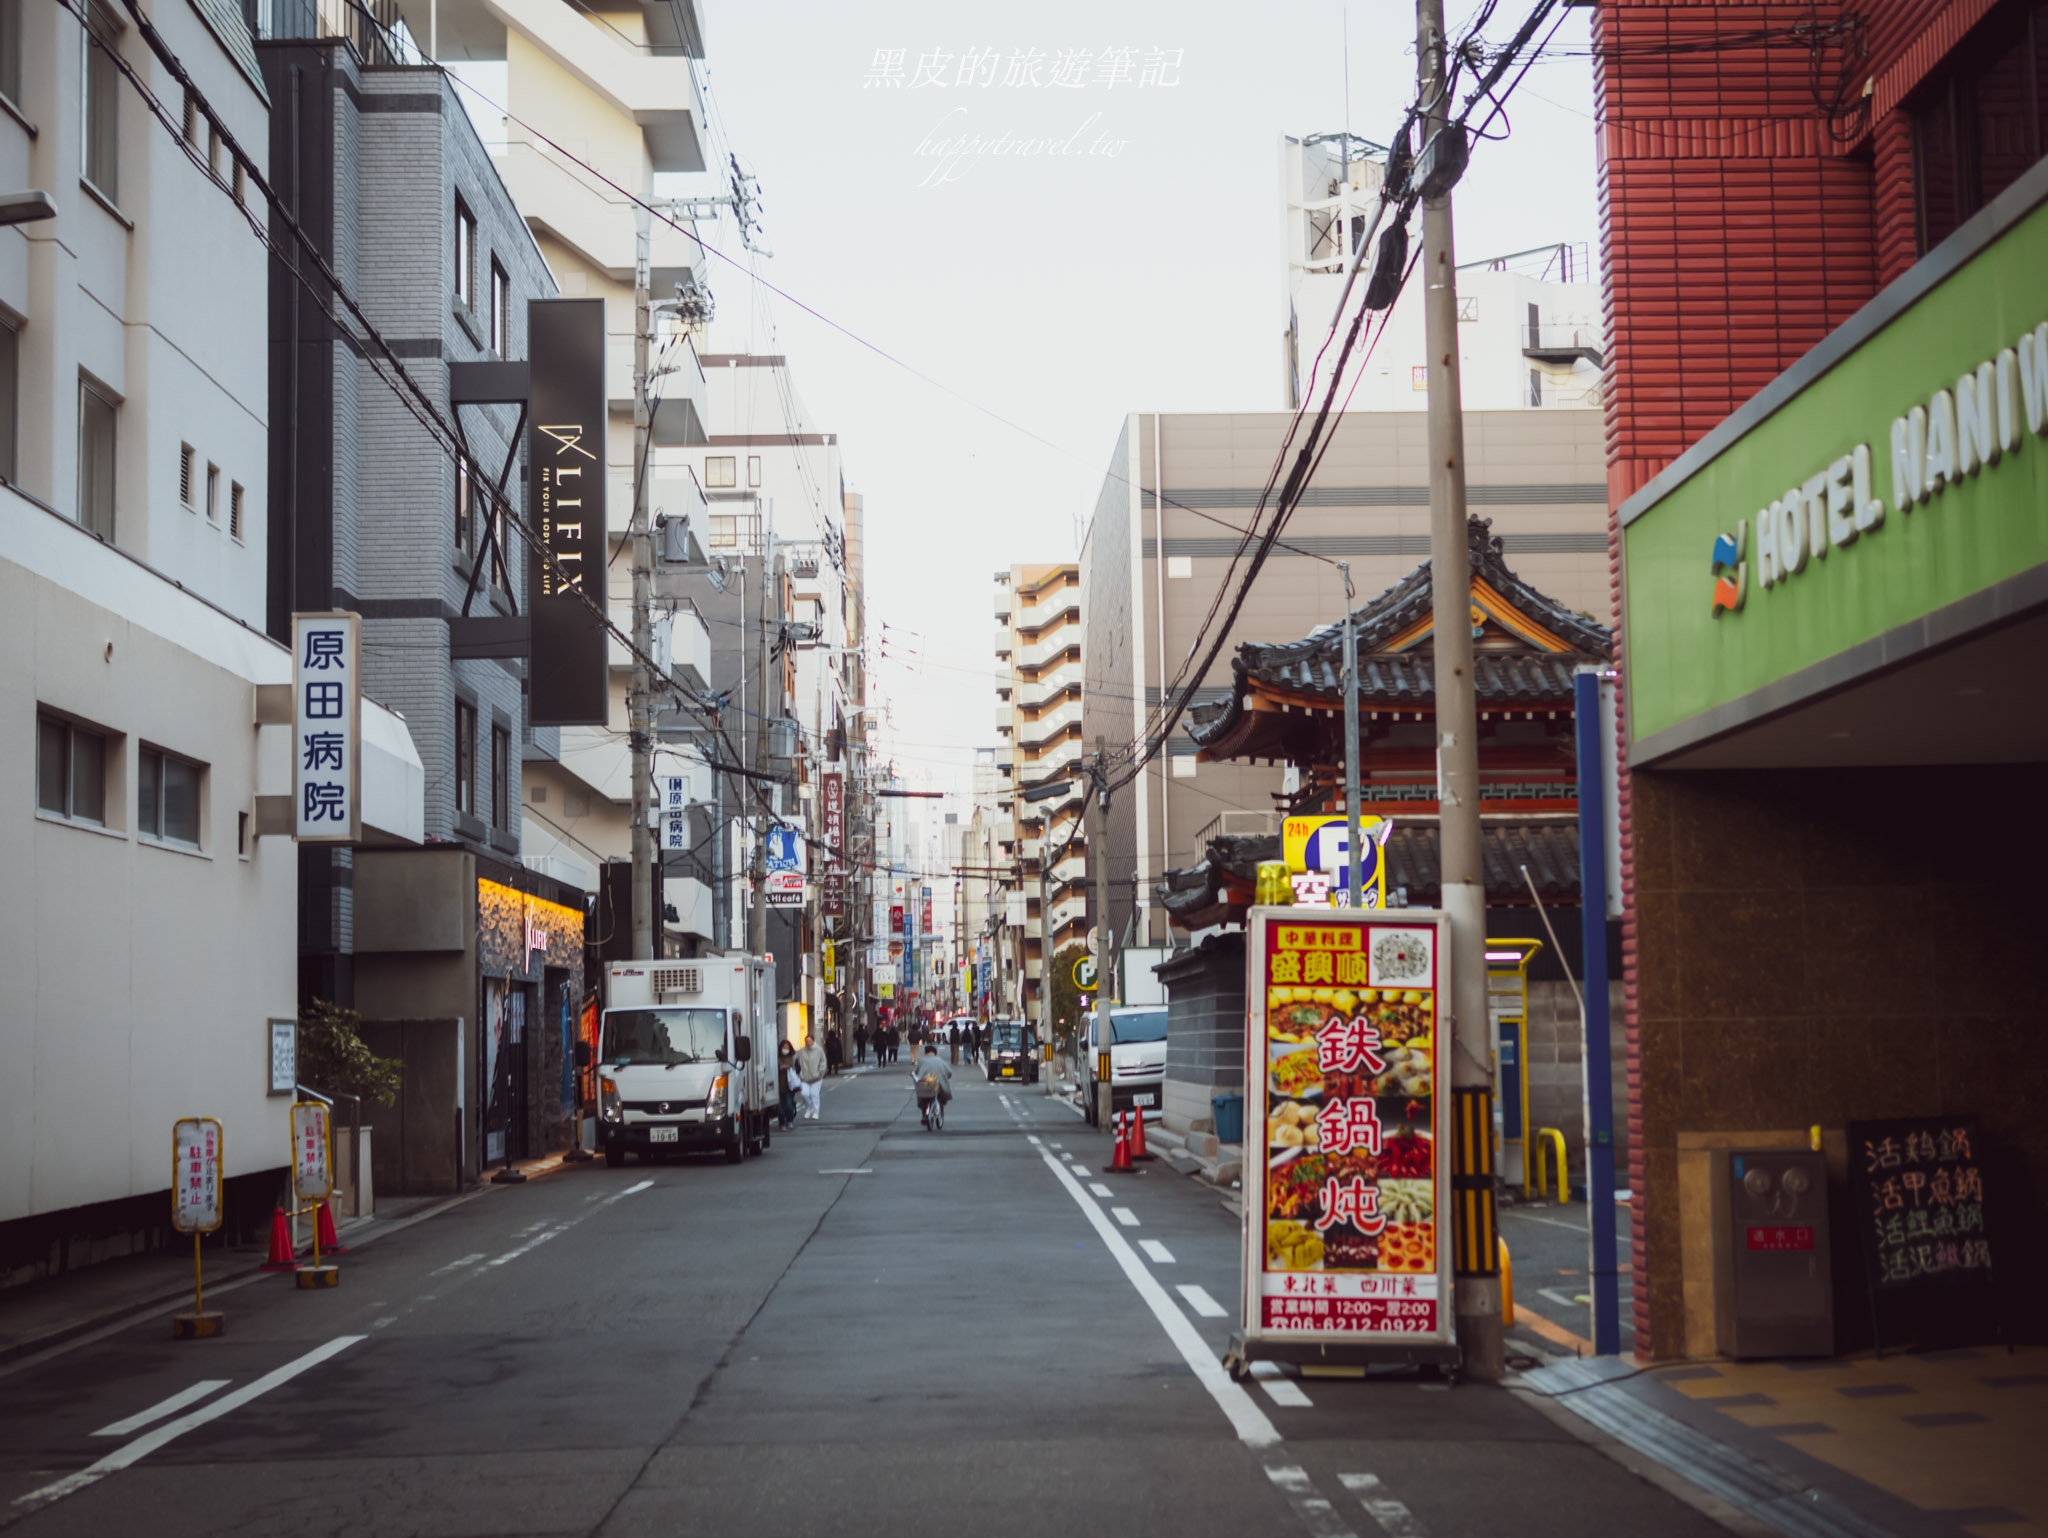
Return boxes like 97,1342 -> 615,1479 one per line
1038,1150 -> 1278,1446
818,1168 -> 873,1174
1026,1136 -> 1043,1146
1264,1465 -> 1359,1538
1261,1378 -> 1314,1408
1111,1207 -> 1140,1227
1177,1284 -> 1229,1318
1338,1473 -> 1430,1536
1089,1183 -> 1114,1197
91,1381 -> 229,1437
1049,1142 -> 1064,1150
430,1252 -> 486,1275
1069,1165 -> 1091,1176
1537,1287 -> 1584,1310
15,1336 -> 365,1514
371,1316 -> 399,1329
1139,1240 -> 1175,1263
1509,1210 -> 1586,1233
487,1179 -> 651,1267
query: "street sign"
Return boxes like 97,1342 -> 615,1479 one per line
268,1018 -> 297,1096
291,1101 -> 333,1202
173,1118 -> 224,1233
1281,814 -> 1390,908
660,774 -> 690,851
528,298 -> 609,726
1239,908 -> 1454,1367
766,825 -> 806,875
1074,955 -> 1098,991
292,612 -> 361,843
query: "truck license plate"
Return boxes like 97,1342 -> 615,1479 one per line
650,1127 -> 679,1143
1134,1093 -> 1156,1106
1001,1066 -> 1015,1077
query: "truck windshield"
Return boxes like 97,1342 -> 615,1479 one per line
603,1008 -> 728,1066
1111,1009 -> 1168,1045
992,1022 -> 1027,1053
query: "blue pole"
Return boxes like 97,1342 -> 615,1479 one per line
1575,667 -> 1622,1356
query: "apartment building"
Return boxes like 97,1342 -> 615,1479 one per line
1,0 -> 423,1274
991,562 -> 1087,1019
1079,410 -> 1611,949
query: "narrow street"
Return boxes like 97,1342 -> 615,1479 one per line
0,1071 -> 1721,1538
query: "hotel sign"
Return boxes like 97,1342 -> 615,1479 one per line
528,299 -> 608,726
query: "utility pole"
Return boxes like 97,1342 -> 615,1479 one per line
1416,0 -> 1502,1380
1089,737 -> 1113,1128
628,204 -> 655,960
1340,562 -> 1362,906
747,529 -> 779,957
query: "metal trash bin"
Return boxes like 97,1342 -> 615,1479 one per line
1212,1093 -> 1244,1146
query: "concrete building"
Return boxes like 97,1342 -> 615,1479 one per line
1079,410 -> 1612,951
1282,134 -> 1602,414
0,0 -> 422,1275
254,21 -> 585,1187
991,563 -> 1087,1020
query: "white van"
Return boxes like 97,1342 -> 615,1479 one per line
1086,1004 -> 1168,1120
596,958 -> 775,1166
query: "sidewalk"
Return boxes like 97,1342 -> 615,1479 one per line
1520,1347 -> 2045,1538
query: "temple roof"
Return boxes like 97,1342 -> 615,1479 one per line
1187,517 -> 1611,754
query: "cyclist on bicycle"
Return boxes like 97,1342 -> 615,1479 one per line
911,1042 -> 953,1117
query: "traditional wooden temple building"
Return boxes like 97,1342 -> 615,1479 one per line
1159,517 -> 1610,931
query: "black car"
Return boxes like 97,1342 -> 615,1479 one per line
985,1019 -> 1040,1083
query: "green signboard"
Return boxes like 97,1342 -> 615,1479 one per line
1622,169 -> 2048,756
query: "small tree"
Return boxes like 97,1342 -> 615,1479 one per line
1046,943 -> 1092,1056
297,998 -> 403,1109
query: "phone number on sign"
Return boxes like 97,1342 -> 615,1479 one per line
1263,1298 -> 1439,1332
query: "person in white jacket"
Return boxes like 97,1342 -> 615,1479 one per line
795,1035 -> 828,1120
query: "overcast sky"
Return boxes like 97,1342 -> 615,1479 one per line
681,0 -> 1600,798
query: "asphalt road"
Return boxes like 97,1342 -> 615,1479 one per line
0,1068 -> 1730,1537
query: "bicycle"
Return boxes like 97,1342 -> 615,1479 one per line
918,1087 -> 946,1132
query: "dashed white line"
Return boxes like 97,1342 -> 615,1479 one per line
430,1252 -> 486,1275
1037,1151 -> 1278,1446
1069,1165 -> 1091,1177
1338,1473 -> 1430,1536
487,1178 -> 651,1267
1264,1465 -> 1360,1538
1138,1240 -> 1175,1264
1110,1206 -> 1140,1227
371,1315 -> 399,1329
1089,1182 -> 1114,1197
1261,1378 -> 1314,1408
1177,1284 -> 1229,1318
91,1381 -> 229,1437
1026,1135 -> 1043,1146
15,1336 -> 365,1514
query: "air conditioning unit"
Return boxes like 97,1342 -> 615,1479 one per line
651,964 -> 701,996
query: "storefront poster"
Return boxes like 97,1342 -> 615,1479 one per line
1242,909 -> 1452,1347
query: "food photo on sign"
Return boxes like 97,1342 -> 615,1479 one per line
1243,912 -> 1451,1349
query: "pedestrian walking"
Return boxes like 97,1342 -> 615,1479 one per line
777,1040 -> 799,1130
796,1033 -> 827,1120
826,1026 -> 844,1075
949,1022 -> 961,1065
854,1022 -> 869,1065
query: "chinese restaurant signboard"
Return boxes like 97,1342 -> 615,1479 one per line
1848,1115 -> 1993,1291
1240,909 -> 1452,1353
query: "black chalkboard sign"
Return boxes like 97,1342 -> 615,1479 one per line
1848,1115 -> 1998,1354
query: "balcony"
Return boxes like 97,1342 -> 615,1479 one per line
1016,628 -> 1079,672
1014,695 -> 1082,751
1015,657 -> 1081,706
993,626 -> 1012,662
1024,737 -> 1082,777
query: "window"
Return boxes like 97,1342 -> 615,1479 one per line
1528,369 -> 1543,407
82,0 -> 120,202
77,377 -> 116,540
1913,3 -> 2048,253
0,0 -> 21,106
455,458 -> 473,551
705,455 -> 736,488
490,260 -> 510,354
207,124 -> 221,179
490,724 -> 510,827
138,746 -> 201,846
232,159 -> 245,207
179,443 -> 195,507
454,197 -> 476,310
36,713 -> 107,825
236,809 -> 248,856
229,482 -> 244,540
454,700 -> 476,817
205,462 -> 220,522
747,455 -> 762,488
0,319 -> 15,484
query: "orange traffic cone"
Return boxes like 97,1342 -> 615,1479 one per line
1129,1104 -> 1152,1160
259,1206 -> 298,1271
315,1200 -> 347,1255
1109,1110 -> 1134,1172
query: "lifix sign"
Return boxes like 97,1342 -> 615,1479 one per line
528,298 -> 608,726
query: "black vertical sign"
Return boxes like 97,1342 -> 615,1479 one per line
528,298 -> 608,726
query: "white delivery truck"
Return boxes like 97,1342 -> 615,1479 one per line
596,958 -> 775,1167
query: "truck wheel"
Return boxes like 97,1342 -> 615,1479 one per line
605,1145 -> 625,1169
724,1131 -> 744,1164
